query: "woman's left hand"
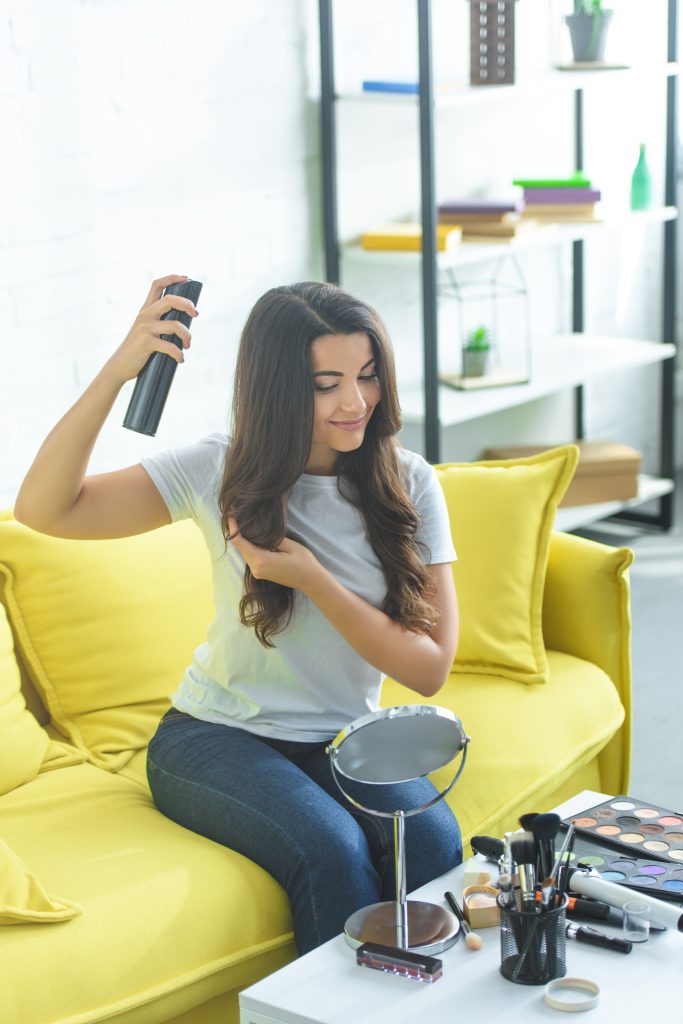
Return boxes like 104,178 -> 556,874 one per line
228,517 -> 324,594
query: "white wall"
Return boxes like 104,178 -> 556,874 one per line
0,0 -> 679,507
0,0 -> 321,507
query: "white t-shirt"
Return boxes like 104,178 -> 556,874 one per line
142,433 -> 456,742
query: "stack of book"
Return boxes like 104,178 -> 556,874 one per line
361,222 -> 462,253
438,198 -> 535,242
513,176 -> 602,223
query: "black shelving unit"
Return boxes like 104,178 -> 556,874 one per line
318,0 -> 678,530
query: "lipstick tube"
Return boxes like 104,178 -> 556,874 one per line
566,922 -> 632,954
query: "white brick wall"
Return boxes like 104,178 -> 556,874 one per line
0,0 -> 680,508
0,0 -> 321,506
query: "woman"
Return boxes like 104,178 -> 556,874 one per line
14,274 -> 461,954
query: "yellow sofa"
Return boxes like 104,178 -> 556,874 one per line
0,447 -> 633,1024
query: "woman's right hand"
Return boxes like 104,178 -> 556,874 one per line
101,274 -> 199,386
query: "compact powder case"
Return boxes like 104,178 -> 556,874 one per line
462,885 -> 500,928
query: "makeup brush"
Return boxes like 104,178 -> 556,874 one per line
549,824 -> 575,905
498,833 -> 516,908
444,891 -> 483,950
470,835 -> 505,865
502,831 -> 518,882
557,827 -> 576,900
509,834 -> 537,912
519,812 -> 540,832
531,813 -> 562,882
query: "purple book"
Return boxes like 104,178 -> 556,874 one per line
524,188 -> 602,204
438,198 -> 523,216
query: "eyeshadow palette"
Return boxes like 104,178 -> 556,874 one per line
557,832 -> 683,903
562,795 -> 683,865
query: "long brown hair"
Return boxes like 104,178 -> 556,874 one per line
219,281 -> 435,647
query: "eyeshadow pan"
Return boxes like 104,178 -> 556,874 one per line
596,825 -> 620,836
644,840 -> 670,852
640,864 -> 667,875
620,833 -> 645,844
663,879 -> 683,892
671,869 -> 683,880
610,859 -> 636,870
668,850 -> 683,862
595,808 -> 614,819
630,875 -> 657,886
664,833 -> 683,844
601,870 -> 626,881
616,816 -> 641,828
572,817 -> 598,827
611,801 -> 635,810
578,855 -> 605,866
660,816 -> 683,826
634,808 -> 659,819
640,823 -> 665,835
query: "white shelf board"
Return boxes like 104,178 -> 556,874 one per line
555,474 -> 674,532
399,334 -> 676,427
344,207 -> 678,273
342,62 -> 679,110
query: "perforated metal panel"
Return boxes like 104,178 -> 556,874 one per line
469,0 -> 518,85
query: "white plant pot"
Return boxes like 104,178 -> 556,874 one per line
462,349 -> 490,377
565,12 -> 613,63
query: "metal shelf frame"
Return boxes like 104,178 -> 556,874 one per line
317,0 -> 678,530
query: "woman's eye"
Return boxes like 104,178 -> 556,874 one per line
313,373 -> 377,393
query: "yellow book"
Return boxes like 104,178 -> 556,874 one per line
361,222 -> 462,252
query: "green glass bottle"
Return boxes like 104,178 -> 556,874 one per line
630,143 -> 652,210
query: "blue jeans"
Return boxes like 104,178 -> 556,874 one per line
147,709 -> 462,955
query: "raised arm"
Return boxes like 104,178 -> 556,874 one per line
228,519 -> 459,697
13,275 -> 198,540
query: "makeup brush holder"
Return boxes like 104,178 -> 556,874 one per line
498,891 -> 567,986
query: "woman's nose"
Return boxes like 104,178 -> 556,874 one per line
338,383 -> 365,412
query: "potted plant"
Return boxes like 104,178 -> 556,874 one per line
462,325 -> 492,377
565,1 -> 613,63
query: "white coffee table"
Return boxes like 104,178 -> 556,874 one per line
239,791 -> 683,1022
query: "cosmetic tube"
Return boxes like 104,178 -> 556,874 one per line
569,868 -> 683,932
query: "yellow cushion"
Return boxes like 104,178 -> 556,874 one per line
435,445 -> 579,684
0,838 -> 82,923
0,518 -> 214,771
0,764 -> 293,1023
382,649 -> 625,845
0,603 -> 49,795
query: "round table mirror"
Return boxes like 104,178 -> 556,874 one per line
328,704 -> 470,954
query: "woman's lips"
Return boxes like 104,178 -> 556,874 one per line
330,415 -> 365,431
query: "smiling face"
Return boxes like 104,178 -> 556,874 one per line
306,332 -> 381,475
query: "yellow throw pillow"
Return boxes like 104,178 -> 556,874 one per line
435,445 -> 579,684
0,838 -> 82,923
0,603 -> 49,796
0,518 -> 214,771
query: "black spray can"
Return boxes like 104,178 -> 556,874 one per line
123,279 -> 203,436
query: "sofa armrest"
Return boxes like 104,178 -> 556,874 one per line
543,530 -> 634,795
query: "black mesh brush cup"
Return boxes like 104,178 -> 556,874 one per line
123,279 -> 203,436
499,891 -> 568,986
